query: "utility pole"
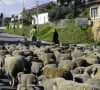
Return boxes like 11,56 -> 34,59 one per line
0,0 -> 5,27
36,0 -> 39,35
22,0 -> 24,28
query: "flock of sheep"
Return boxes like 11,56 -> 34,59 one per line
0,42 -> 100,90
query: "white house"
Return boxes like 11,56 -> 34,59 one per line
17,14 -> 23,20
32,12 -> 49,25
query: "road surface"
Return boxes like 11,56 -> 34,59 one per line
0,78 -> 17,90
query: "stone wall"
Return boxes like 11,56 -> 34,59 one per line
92,19 -> 100,41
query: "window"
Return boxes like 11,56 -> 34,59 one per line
91,7 -> 98,19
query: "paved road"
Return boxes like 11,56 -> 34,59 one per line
0,78 -> 17,90
0,33 -> 25,44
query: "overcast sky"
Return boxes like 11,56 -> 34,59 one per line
0,0 -> 56,17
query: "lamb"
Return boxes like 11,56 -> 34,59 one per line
17,72 -> 38,86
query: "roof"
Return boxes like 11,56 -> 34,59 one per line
88,0 -> 100,6
32,2 -> 50,9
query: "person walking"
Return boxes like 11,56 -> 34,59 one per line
30,26 -> 37,44
53,29 -> 59,44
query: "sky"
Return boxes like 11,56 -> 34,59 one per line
0,0 -> 56,17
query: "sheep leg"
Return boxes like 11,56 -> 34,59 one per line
12,77 -> 15,87
8,75 -> 12,86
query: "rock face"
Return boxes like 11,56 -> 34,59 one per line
1,43 -> 100,90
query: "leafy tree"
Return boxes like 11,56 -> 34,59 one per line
46,1 -> 56,9
49,6 -> 70,21
57,0 -> 66,5
22,8 -> 32,24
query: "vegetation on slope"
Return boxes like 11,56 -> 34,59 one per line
4,19 -> 94,44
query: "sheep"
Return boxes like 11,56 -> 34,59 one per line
91,66 -> 100,79
12,50 -> 24,56
84,56 -> 99,65
23,50 -> 33,57
17,84 -> 44,90
73,74 -> 91,83
84,64 -> 100,78
17,72 -> 38,86
42,67 -> 73,80
25,55 -> 33,62
38,75 -> 54,90
53,78 -> 100,90
31,60 -> 43,76
39,52 -> 56,65
43,64 -> 57,68
85,78 -> 100,88
73,67 -> 85,74
0,50 -> 8,56
72,49 -> 85,59
5,44 -> 17,53
58,60 -> 77,71
0,54 -> 6,77
0,56 -> 5,68
84,65 -> 93,76
73,58 -> 89,67
4,55 -> 25,87
54,50 -> 72,62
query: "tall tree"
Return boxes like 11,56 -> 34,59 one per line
57,0 -> 66,5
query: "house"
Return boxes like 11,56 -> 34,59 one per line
89,0 -> 100,41
32,12 -> 49,25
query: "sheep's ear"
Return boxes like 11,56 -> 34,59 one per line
92,67 -> 97,74
41,67 -> 45,71
53,79 -> 57,90
53,79 -> 57,86
17,72 -> 24,78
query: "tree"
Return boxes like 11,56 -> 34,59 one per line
46,1 -> 56,9
22,8 -> 32,25
49,6 -> 70,21
57,0 -> 66,5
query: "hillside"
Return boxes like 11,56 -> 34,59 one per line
4,19 -> 94,44
38,20 -> 94,44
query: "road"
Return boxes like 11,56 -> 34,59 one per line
0,78 -> 17,90
0,33 -> 25,44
